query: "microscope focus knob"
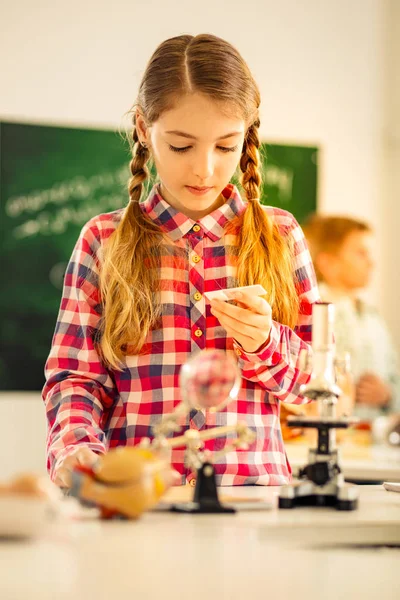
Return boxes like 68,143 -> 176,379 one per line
301,461 -> 336,487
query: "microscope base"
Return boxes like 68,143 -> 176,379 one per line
279,494 -> 357,511
279,478 -> 359,511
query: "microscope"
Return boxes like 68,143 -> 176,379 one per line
279,302 -> 359,511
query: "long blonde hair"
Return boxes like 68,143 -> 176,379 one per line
99,34 -> 299,370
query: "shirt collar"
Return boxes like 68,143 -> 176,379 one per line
140,183 -> 246,242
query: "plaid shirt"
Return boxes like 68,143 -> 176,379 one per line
43,184 -> 319,486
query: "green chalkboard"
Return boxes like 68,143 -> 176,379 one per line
0,121 -> 318,390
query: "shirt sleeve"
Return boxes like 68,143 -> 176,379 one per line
233,213 -> 320,404
42,218 -> 118,481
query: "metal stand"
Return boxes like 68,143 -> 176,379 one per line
279,302 -> 359,511
171,462 -> 235,514
279,415 -> 359,510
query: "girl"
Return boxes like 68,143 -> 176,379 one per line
43,33 -> 319,489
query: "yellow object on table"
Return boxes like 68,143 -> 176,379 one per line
71,447 -> 172,519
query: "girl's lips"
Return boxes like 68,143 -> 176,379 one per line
185,186 -> 214,196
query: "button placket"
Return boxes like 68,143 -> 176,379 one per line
189,237 -> 205,351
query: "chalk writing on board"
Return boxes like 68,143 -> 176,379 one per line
263,165 -> 294,201
6,166 -> 128,218
6,165 -> 129,239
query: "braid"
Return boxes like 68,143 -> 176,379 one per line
128,126 -> 150,204
123,124 -> 161,237
234,119 -> 299,329
240,119 -> 261,201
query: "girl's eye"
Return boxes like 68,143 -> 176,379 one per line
217,145 -> 239,153
168,145 -> 191,153
168,144 -> 239,154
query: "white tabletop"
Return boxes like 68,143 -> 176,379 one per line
1,485 -> 399,600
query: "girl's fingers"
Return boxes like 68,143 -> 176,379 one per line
211,299 -> 269,330
211,306 -> 268,341
212,295 -> 270,318
55,467 -> 72,489
214,312 -> 260,345
55,448 -> 99,488
222,324 -> 255,346
226,291 -> 271,316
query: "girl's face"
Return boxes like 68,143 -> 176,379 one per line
136,93 -> 246,220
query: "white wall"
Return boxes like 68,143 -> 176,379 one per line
0,0 -> 397,475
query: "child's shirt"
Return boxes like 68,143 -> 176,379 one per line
43,184 -> 319,485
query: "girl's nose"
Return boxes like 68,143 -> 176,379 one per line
193,152 -> 214,181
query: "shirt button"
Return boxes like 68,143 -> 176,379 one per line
235,347 -> 243,356
189,478 -> 197,487
192,224 -> 201,232
194,329 -> 203,338
192,255 -> 201,264
193,292 -> 202,301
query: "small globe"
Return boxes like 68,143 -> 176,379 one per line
179,349 -> 241,412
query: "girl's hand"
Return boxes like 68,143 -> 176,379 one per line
54,447 -> 100,489
210,290 -> 272,353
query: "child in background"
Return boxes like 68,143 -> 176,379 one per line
303,214 -> 400,421
42,34 -> 319,488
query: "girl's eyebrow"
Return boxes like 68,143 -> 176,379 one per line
165,130 -> 242,141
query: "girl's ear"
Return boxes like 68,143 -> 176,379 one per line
135,110 -> 151,146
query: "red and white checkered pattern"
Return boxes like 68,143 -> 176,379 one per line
43,184 -> 320,486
